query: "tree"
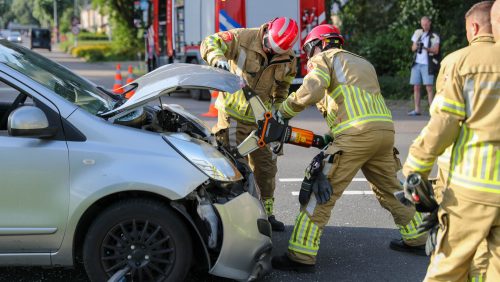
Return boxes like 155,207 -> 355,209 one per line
92,0 -> 141,50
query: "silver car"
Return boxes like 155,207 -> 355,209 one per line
0,41 -> 271,281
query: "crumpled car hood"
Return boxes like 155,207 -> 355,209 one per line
103,63 -> 244,117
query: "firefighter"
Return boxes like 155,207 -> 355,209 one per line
200,17 -> 299,231
271,24 -> 427,272
429,2 -> 494,280
403,0 -> 500,280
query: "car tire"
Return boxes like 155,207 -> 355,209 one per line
83,199 -> 193,282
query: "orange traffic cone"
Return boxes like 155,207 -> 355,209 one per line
201,91 -> 219,117
113,64 -> 124,94
125,65 -> 135,99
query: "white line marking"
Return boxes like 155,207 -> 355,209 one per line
280,177 -> 367,182
291,191 -> 374,196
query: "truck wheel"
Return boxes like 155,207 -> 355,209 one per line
83,199 -> 192,282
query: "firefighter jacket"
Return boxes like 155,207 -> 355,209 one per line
200,24 -> 297,123
279,48 -> 393,137
435,36 -> 495,172
403,39 -> 500,207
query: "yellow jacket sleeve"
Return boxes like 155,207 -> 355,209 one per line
200,30 -> 240,66
279,54 -> 330,119
403,59 -> 466,178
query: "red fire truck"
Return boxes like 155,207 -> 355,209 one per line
146,0 -> 326,98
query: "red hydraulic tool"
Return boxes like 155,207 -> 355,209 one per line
235,86 -> 326,158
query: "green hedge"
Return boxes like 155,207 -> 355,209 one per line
77,32 -> 109,41
69,43 -> 140,62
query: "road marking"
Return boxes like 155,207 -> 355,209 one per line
280,177 -> 367,182
291,190 -> 374,196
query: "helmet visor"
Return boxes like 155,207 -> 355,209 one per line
303,40 -> 320,59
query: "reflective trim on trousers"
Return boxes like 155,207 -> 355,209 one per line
397,212 -> 426,240
263,198 -> 274,216
288,212 -> 322,256
469,274 -> 484,282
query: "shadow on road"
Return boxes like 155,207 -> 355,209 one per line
0,226 -> 429,282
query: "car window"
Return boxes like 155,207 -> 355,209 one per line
0,41 -> 115,115
0,80 -> 34,132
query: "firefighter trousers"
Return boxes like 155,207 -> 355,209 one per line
434,167 -> 490,281
213,110 -> 277,212
287,129 -> 427,265
424,188 -> 500,282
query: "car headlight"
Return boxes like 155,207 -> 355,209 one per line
162,133 -> 243,182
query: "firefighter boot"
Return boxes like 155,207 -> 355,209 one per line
272,254 -> 315,273
263,198 -> 285,232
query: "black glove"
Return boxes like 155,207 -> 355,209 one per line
215,60 -> 230,71
417,208 -> 438,233
417,208 -> 439,256
299,152 -> 327,205
312,172 -> 332,204
299,177 -> 313,206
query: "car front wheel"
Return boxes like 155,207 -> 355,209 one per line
83,199 -> 193,282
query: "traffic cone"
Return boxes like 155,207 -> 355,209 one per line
201,91 -> 219,117
125,65 -> 135,99
112,64 -> 124,94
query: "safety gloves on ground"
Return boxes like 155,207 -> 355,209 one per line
214,60 -> 230,71
299,152 -> 332,205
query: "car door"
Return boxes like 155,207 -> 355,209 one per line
0,78 -> 70,253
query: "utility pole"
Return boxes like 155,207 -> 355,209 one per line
74,0 -> 78,16
53,0 -> 59,43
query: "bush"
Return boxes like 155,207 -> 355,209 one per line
77,32 -> 109,41
379,75 -> 412,100
71,44 -> 113,62
69,43 -> 141,62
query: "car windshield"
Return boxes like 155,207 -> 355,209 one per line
0,40 -> 114,115
10,31 -> 20,37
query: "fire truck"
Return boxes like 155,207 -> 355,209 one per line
145,0 -> 326,99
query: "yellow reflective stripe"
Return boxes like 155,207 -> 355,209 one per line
450,173 -> 500,193
495,150 -> 500,181
310,68 -> 331,87
282,97 -> 301,118
288,212 -> 321,256
363,91 -> 376,113
330,86 -> 343,100
342,85 -> 355,119
406,154 -> 434,172
398,212 -> 426,240
348,86 -> 363,116
332,115 -> 392,135
440,97 -> 466,116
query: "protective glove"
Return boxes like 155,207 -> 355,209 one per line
299,152 -> 326,205
214,60 -> 230,71
323,133 -> 333,145
299,177 -> 313,206
418,208 -> 440,256
417,208 -> 438,233
273,108 -> 287,125
312,172 -> 332,204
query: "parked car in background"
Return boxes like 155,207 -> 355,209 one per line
6,31 -> 22,43
0,40 -> 271,281
30,28 -> 51,51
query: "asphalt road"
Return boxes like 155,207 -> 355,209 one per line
0,43 -> 434,282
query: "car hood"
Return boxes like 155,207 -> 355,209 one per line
102,63 -> 244,117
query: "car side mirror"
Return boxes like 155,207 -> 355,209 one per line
8,106 -> 57,138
